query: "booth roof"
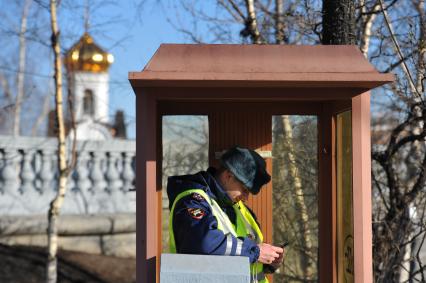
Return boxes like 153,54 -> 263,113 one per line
129,44 -> 394,88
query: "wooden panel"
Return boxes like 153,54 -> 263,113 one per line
129,45 -> 394,89
137,45 -> 384,74
208,111 -> 273,249
150,87 -> 367,101
156,111 -> 163,282
318,102 -> 337,283
136,91 -> 158,283
332,100 -> 352,114
352,92 -> 373,283
159,101 -> 320,116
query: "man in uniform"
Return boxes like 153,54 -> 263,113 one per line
167,146 -> 284,282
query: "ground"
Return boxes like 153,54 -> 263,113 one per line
0,244 -> 136,283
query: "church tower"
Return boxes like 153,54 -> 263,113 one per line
64,33 -> 114,140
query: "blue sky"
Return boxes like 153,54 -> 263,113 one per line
0,0 -> 191,138
1,0 -> 237,138
93,0 -> 239,139
86,1 -> 189,139
1,0 -> 393,138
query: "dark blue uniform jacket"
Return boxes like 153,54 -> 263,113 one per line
167,167 -> 260,263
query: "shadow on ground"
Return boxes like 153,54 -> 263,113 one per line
0,244 -> 136,283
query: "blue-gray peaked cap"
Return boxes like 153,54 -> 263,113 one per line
220,146 -> 271,195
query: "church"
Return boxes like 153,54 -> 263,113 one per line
48,32 -> 126,140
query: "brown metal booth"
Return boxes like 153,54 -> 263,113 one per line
129,44 -> 394,283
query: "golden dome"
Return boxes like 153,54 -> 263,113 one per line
65,33 -> 113,73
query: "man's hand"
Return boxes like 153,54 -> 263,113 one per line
257,243 -> 283,264
269,248 -> 285,269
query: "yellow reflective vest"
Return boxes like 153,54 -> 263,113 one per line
169,189 -> 268,283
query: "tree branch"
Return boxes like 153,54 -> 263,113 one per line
378,0 -> 424,103
372,169 -> 391,211
0,72 -> 13,105
243,0 -> 263,44
382,50 -> 415,73
406,149 -> 426,203
66,71 -> 77,175
360,0 -> 380,56
356,0 -> 399,18
275,0 -> 285,44
14,0 -> 32,136
221,0 -> 246,22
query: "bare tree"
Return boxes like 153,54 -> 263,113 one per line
0,0 -> 49,136
161,116 -> 209,251
272,115 -> 318,282
46,0 -> 75,282
365,0 -> 426,281
13,0 -> 32,136
0,0 -> 124,136
358,0 -> 381,57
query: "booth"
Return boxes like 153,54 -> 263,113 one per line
129,44 -> 394,283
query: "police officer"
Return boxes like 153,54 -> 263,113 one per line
167,146 -> 284,283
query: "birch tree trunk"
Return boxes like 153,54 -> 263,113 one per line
14,0 -> 32,136
47,0 -> 69,282
414,0 -> 425,96
400,1 -> 425,280
281,116 -> 316,280
245,0 -> 262,44
275,0 -> 285,44
359,0 -> 380,57
272,1 -> 316,278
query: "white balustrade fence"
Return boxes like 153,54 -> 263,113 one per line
0,136 -> 136,215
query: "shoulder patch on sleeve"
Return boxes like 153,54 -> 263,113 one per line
187,207 -> 206,220
192,192 -> 205,201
